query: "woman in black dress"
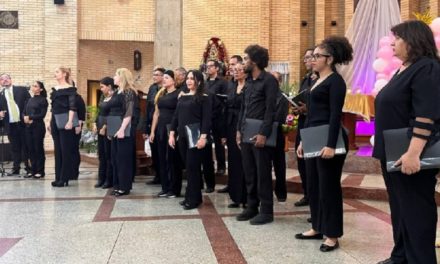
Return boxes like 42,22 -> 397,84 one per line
94,77 -> 115,189
373,21 -> 440,264
150,70 -> 182,198
23,81 -> 48,179
223,62 -> 247,208
169,70 -> 212,210
110,68 -> 137,197
48,66 -> 78,187
295,36 -> 352,252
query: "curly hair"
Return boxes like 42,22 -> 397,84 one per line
318,36 -> 353,71
391,20 -> 440,64
244,44 -> 270,70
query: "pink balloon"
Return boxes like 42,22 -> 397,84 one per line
372,58 -> 388,73
431,18 -> 440,34
374,79 -> 388,91
377,46 -> 394,59
390,57 -> 402,68
435,36 -> 440,50
379,36 -> 392,47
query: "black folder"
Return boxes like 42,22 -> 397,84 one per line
300,124 -> 346,159
185,123 -> 201,149
54,112 -> 79,129
283,90 -> 307,107
242,118 -> 278,147
106,115 -> 131,137
96,116 -> 106,130
383,127 -> 440,172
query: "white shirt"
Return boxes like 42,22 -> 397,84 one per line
3,86 -> 20,123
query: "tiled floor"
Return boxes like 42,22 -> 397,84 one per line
0,155 -> 439,264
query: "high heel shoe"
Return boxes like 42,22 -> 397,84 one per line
52,181 -> 69,187
94,182 -> 104,188
183,203 -> 200,210
320,240 -> 339,252
114,190 -> 130,197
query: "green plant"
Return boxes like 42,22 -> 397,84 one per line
280,81 -> 300,96
85,105 -> 99,130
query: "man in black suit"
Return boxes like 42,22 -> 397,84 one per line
0,73 -> 31,175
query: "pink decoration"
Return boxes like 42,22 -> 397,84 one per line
390,57 -> 402,68
435,36 -> 440,50
374,79 -> 388,91
377,46 -> 394,59
431,18 -> 440,34
379,36 -> 393,47
372,58 -> 388,73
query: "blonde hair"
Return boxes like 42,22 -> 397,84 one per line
154,87 -> 167,104
115,68 -> 137,94
57,66 -> 73,85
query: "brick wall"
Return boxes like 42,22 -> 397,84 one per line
78,0 -> 155,42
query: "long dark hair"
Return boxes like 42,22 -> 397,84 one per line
391,20 -> 440,64
100,77 -> 117,91
35,81 -> 47,98
186,70 -> 206,103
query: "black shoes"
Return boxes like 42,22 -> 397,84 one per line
94,182 -> 104,188
277,197 -> 287,203
249,214 -> 273,225
205,187 -> 215,193
9,170 -> 19,176
376,258 -> 397,264
183,203 -> 200,210
102,183 -> 113,189
217,186 -> 229,193
24,172 -> 33,178
294,233 -> 323,240
320,241 -> 339,252
236,209 -> 259,221
51,180 -> 69,187
179,200 -> 187,206
166,192 -> 177,198
157,191 -> 168,197
294,197 -> 309,207
228,203 -> 240,208
114,190 -> 130,197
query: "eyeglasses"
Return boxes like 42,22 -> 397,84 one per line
311,53 -> 331,60
206,64 -> 215,68
153,73 -> 163,76
303,55 -> 313,61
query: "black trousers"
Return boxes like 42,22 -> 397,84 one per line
111,136 -> 134,192
7,122 -> 30,172
25,121 -> 46,175
178,137 -> 203,206
241,143 -> 274,214
150,140 -> 160,181
71,132 -> 81,180
97,134 -> 113,185
306,153 -> 346,238
226,127 -> 246,204
201,141 -> 215,189
273,126 -> 287,200
381,161 -> 438,264
212,121 -> 226,170
51,120 -> 76,182
157,130 -> 182,195
295,134 -> 308,198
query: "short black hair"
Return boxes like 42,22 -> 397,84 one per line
391,20 -> 440,63
100,77 -> 117,91
154,68 -> 166,74
244,44 -> 269,70
231,55 -> 243,63
318,36 -> 353,70
207,59 -> 220,68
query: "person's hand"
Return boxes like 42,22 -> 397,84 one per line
168,134 -> 175,149
142,133 -> 148,140
0,111 -> 5,119
320,147 -> 335,159
149,132 -> 155,143
65,121 -> 73,130
115,129 -> 125,139
253,134 -> 266,148
296,142 -> 304,158
99,127 -> 106,136
196,137 -> 207,149
394,152 -> 421,175
23,116 -> 30,124
295,102 -> 307,114
46,125 -> 51,134
236,131 -> 242,149
92,123 -> 98,133
75,126 -> 81,135
221,138 -> 227,145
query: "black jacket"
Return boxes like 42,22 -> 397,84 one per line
0,86 -> 31,132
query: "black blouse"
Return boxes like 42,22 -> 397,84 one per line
304,72 -> 346,148
170,94 -> 212,137
107,89 -> 136,119
225,81 -> 245,128
50,87 -> 77,114
96,95 -> 113,130
23,95 -> 48,121
156,89 -> 179,139
373,57 -> 440,160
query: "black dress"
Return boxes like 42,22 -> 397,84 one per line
171,94 -> 212,206
155,89 -> 182,195
373,57 -> 440,264
96,95 -> 113,187
50,87 -> 78,184
225,81 -> 247,205
304,72 -> 348,238
23,95 -> 48,176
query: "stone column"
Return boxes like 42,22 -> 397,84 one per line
154,0 -> 182,69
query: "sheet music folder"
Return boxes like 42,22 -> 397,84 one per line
242,118 -> 278,147
300,124 -> 346,159
383,127 -> 440,172
107,115 -> 131,137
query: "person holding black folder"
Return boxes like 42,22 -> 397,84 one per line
71,93 -> 86,180
109,68 -> 137,197
150,70 -> 182,198
23,81 -> 48,179
169,70 -> 212,210
94,77 -> 115,189
373,21 -> 440,264
295,37 -> 352,252
47,67 -> 79,187
236,45 -> 279,225
223,62 -> 247,208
